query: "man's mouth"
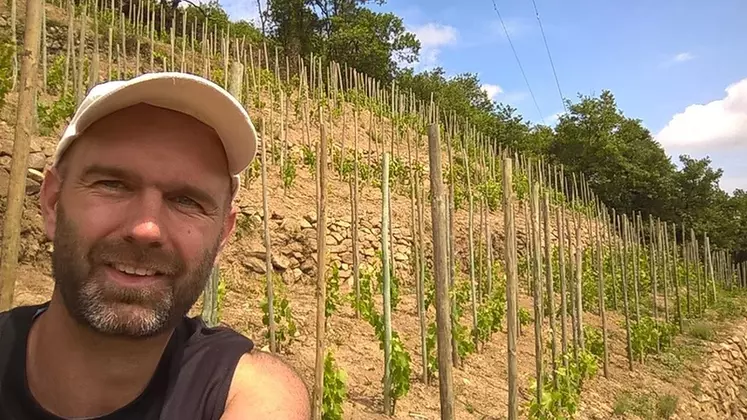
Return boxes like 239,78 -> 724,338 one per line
109,263 -> 164,277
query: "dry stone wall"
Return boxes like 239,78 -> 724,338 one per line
679,323 -> 747,420
236,207 -> 417,286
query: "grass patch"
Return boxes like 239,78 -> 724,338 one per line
656,394 -> 678,419
686,321 -> 715,341
612,391 -> 679,419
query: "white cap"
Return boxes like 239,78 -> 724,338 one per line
53,72 -> 257,200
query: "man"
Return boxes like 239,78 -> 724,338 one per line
0,73 -> 311,419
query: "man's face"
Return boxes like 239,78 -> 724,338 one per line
39,103 -> 237,338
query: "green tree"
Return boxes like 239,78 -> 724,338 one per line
550,91 -> 676,218
673,155 -> 730,244
264,0 -> 419,82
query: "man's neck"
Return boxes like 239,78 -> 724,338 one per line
26,293 -> 174,418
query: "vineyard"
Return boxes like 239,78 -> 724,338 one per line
2,1 -> 747,419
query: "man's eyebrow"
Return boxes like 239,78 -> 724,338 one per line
80,164 -> 141,183
80,164 -> 221,210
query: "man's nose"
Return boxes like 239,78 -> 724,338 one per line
125,190 -> 164,246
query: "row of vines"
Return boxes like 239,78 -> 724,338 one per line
0,1 -> 744,419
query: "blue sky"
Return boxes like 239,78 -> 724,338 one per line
211,0 -> 747,194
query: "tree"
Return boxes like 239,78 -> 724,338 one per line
327,8 -> 419,82
264,0 -> 419,82
550,91 -> 675,218
673,155 -> 729,244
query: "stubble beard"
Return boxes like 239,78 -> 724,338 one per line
51,204 -> 220,338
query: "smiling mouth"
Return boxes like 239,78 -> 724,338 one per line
109,263 -> 164,277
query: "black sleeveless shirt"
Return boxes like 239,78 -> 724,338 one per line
0,302 -> 254,420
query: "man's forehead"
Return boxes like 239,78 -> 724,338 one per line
63,104 -> 225,163
57,104 -> 233,196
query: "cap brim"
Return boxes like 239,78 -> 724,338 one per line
62,72 -> 257,176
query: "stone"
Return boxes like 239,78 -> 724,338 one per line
304,212 -> 317,224
27,152 -> 47,171
325,236 -> 337,246
27,168 -> 44,184
329,244 -> 349,254
272,254 -> 291,271
300,259 -> 315,274
395,245 -> 410,255
394,252 -> 408,262
335,220 -> 351,229
25,178 -> 41,195
288,257 -> 300,269
292,268 -> 304,280
43,144 -> 56,157
286,241 -> 304,254
300,218 -> 313,229
331,232 -> 344,244
244,257 -> 266,274
271,210 -> 284,220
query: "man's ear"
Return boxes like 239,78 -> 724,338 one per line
39,167 -> 63,242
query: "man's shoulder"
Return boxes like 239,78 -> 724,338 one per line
0,303 -> 49,333
221,350 -> 310,419
181,316 -> 254,349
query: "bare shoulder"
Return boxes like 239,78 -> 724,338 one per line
221,349 -> 311,419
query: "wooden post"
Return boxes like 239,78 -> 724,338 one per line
310,104 -> 329,420
530,182 -> 543,406
503,158 -> 519,420
542,192 -> 557,387
596,216 -> 609,378
620,216 -> 634,371
556,206 -> 569,370
0,0 -> 43,310
705,234 -> 716,304
427,124 -> 455,420
382,153 -> 393,414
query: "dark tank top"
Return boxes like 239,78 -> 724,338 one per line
0,302 -> 254,420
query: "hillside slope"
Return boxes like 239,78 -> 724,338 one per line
1,2 -> 746,419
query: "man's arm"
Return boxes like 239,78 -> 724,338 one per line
221,350 -> 311,419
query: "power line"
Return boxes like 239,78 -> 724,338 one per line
490,0 -> 545,125
529,0 -> 567,112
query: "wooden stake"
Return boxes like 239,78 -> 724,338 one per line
427,124 -> 455,420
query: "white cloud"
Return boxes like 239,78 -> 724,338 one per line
674,52 -> 695,62
481,83 -> 503,101
655,77 -> 747,150
545,111 -> 563,126
409,23 -> 459,70
720,176 -> 747,195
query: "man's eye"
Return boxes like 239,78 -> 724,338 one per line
96,180 -> 126,190
173,196 -> 200,208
